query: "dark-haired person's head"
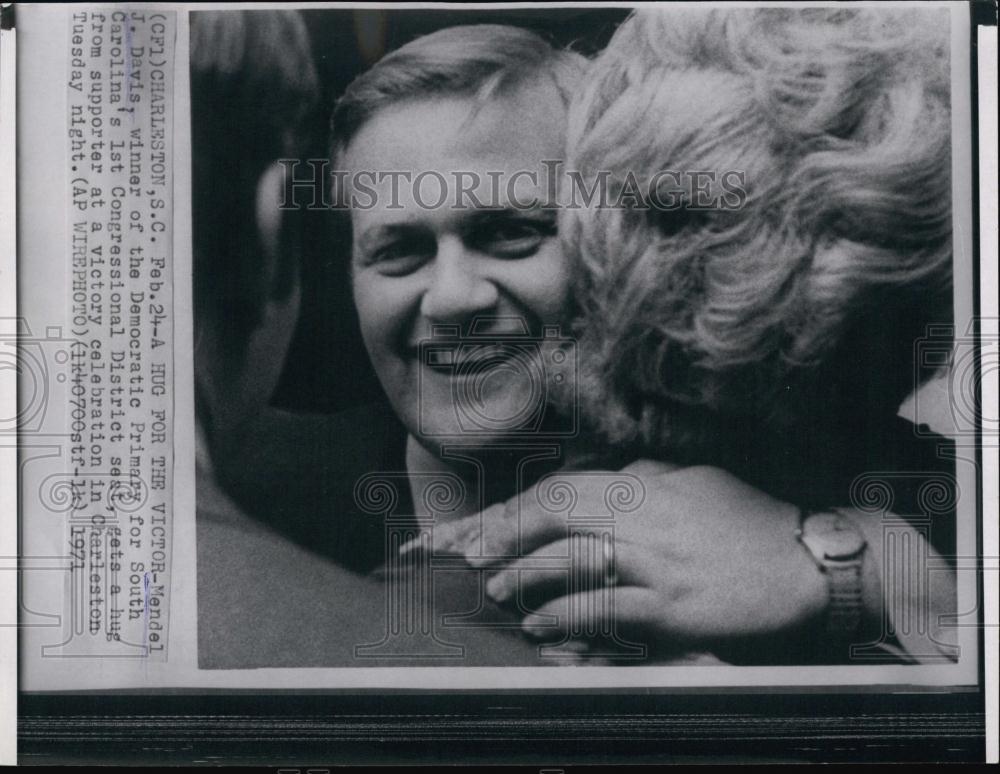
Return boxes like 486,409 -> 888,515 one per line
191,11 -> 319,447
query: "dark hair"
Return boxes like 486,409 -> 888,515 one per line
191,11 -> 319,359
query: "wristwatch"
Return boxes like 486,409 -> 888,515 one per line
795,509 -> 868,635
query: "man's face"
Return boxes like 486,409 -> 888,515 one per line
343,77 -> 571,452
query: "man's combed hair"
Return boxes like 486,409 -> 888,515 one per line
330,24 -> 587,160
560,7 -> 954,463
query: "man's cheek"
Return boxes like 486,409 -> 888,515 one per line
353,280 -> 388,324
522,254 -> 572,323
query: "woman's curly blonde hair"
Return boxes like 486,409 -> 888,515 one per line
560,7 -> 954,463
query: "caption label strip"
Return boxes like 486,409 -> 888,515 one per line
57,9 -> 174,657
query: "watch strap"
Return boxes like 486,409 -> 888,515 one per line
796,509 -> 867,637
825,558 -> 864,634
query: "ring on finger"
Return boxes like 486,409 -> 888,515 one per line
602,536 -> 618,587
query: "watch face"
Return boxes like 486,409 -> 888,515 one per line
804,512 -> 867,561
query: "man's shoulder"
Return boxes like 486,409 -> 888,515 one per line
211,402 -> 410,571
197,506 -> 547,669
215,402 -> 407,495
234,402 -> 405,465
197,512 -> 383,668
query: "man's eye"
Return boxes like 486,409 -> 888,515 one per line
368,242 -> 432,276
475,219 -> 556,258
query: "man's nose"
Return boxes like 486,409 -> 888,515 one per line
419,237 -> 499,323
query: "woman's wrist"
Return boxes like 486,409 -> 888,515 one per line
839,506 -> 958,661
795,508 -> 873,640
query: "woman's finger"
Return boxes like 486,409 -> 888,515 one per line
398,508 -> 489,556
520,586 -> 663,642
411,468 -> 650,567
460,494 -> 565,568
483,534 -> 635,605
465,469 -> 645,566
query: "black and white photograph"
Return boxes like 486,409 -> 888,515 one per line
6,0 -> 995,766
192,6 -> 970,673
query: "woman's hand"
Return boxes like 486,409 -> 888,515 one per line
421,461 -> 832,655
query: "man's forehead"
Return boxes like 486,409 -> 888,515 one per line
341,76 -> 568,174
340,76 -> 567,226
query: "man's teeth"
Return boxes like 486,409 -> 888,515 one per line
425,345 -> 519,369
461,345 -> 511,363
426,349 -> 456,367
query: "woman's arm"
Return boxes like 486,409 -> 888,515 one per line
423,461 -> 957,663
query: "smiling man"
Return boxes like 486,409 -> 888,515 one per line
196,18 -> 570,668
332,25 -> 588,520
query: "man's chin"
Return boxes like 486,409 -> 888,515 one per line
425,392 -> 543,436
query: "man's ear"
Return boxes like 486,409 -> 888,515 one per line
251,158 -> 301,341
